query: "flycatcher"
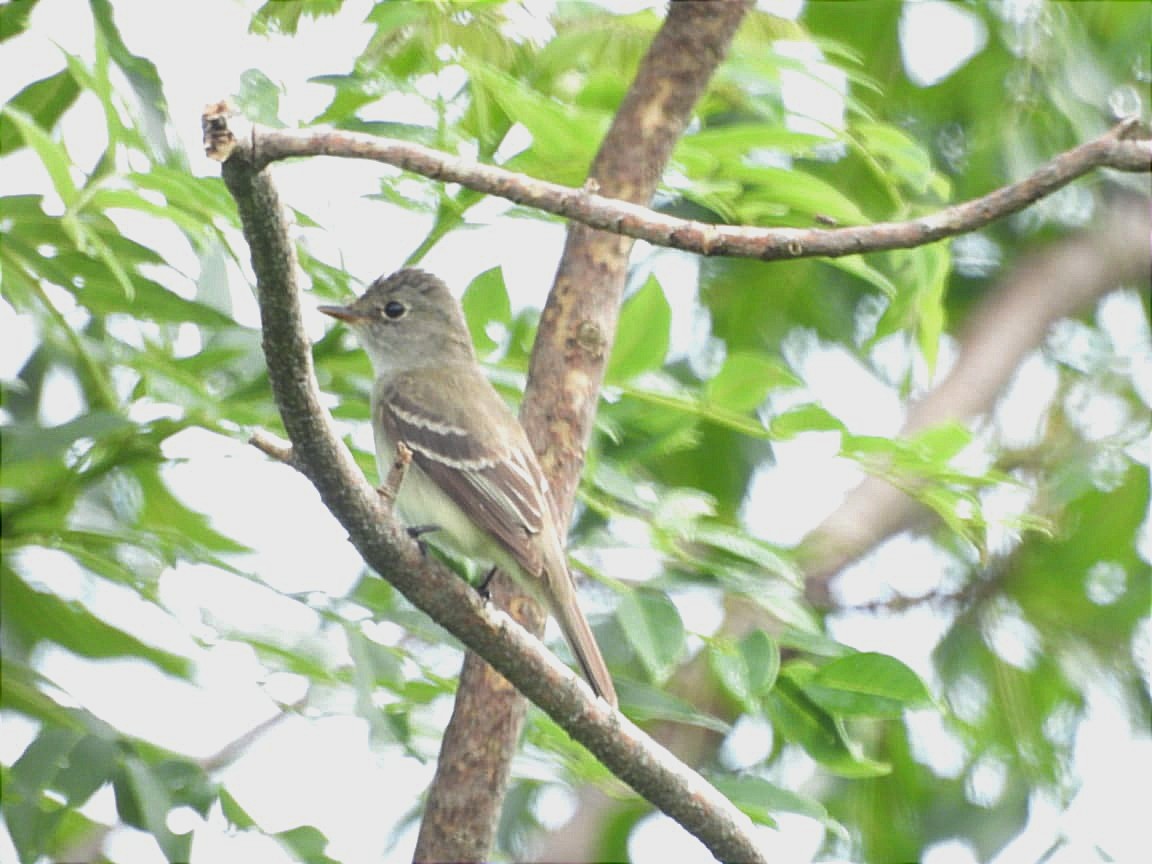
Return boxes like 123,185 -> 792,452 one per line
319,269 -> 617,707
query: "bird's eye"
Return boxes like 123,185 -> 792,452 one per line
383,300 -> 406,319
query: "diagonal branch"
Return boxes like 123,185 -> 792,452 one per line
206,103 -> 1151,261
214,121 -> 769,864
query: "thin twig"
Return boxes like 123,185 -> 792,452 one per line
248,428 -> 297,468
198,694 -> 309,772
377,440 -> 411,508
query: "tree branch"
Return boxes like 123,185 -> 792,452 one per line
212,120 -> 769,864
206,101 -> 1151,261
522,0 -> 752,518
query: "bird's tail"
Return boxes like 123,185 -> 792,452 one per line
547,568 -> 618,708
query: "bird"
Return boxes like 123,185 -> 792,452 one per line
319,269 -> 617,707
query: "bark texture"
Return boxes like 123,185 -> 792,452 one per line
416,3 -> 751,862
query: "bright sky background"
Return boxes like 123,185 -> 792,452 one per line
1,1 -> 1149,863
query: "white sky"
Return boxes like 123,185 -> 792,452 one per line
1,2 -> 1149,863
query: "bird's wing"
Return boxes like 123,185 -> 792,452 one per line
377,368 -> 550,576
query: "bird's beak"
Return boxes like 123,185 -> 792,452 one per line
318,304 -> 361,322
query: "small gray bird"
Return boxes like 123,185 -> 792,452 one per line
319,269 -> 617,707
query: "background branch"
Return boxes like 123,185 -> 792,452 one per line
799,191 -> 1152,602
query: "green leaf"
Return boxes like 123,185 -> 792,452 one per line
4,798 -> 63,864
690,524 -> 800,580
613,379 -> 770,439
737,630 -> 781,696
114,757 -> 170,831
768,403 -> 846,439
709,630 -> 780,712
275,825 -> 339,864
77,270 -> 239,327
129,168 -> 240,228
805,652 -> 933,716
0,70 -> 80,157
469,63 -> 611,185
710,774 -> 832,827
219,786 -> 257,830
88,0 -> 173,158
235,68 -> 285,127
870,243 -> 951,373
56,735 -> 120,805
10,727 -> 82,797
907,422 -> 974,463
613,679 -> 731,734
1,570 -> 192,678
768,677 -> 890,777
346,624 -> 407,741
913,243 -> 950,373
535,8 -> 658,90
362,0 -> 432,33
822,255 -> 898,297
113,757 -> 190,862
1,106 -> 80,207
84,186 -> 213,243
606,275 -> 670,383
676,125 -> 828,174
31,805 -> 104,864
0,0 -> 40,42
152,759 -> 217,814
132,465 -> 251,558
462,266 -> 511,355
855,121 -> 950,199
251,0 -> 344,36
0,413 -> 134,464
615,590 -> 685,682
730,165 -> 869,225
706,351 -> 799,413
0,660 -> 87,729
651,487 -> 715,535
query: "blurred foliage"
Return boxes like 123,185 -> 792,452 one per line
1,2 -> 1149,863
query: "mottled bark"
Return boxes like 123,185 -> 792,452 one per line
413,587 -> 543,863
523,1 -> 755,517
418,3 -> 751,862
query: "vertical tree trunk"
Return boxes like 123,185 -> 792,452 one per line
414,3 -> 751,861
